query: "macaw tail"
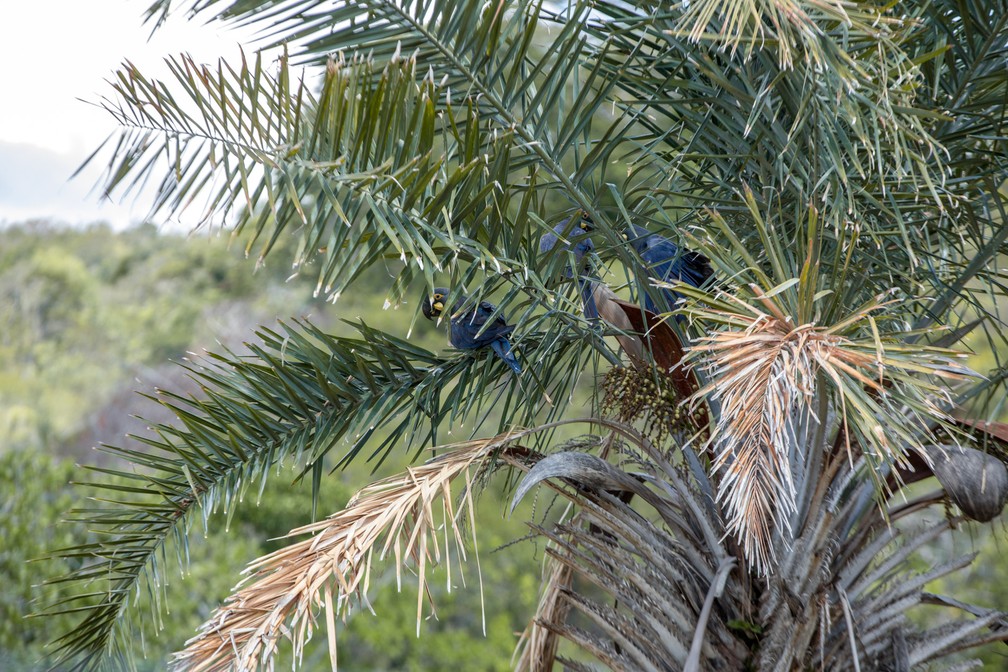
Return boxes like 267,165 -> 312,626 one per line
579,277 -> 599,320
490,338 -> 522,374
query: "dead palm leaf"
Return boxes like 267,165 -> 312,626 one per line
512,533 -> 575,672
687,287 -> 974,574
171,433 -> 518,672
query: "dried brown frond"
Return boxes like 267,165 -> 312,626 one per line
692,312 -> 814,573
172,434 -> 514,672
689,290 -> 973,574
952,416 -> 1008,461
604,294 -> 698,396
512,548 -> 574,672
591,283 -> 646,367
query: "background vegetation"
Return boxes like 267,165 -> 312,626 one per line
0,220 -> 547,670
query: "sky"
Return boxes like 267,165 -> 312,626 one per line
0,1 -> 263,231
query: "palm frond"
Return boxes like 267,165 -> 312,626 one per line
588,1 -> 950,223
682,271 -> 974,572
92,51 -> 531,304
751,436 -> 1008,670
512,543 -> 572,672
676,0 -> 899,74
41,316 -> 596,669
108,0 -> 637,254
173,433 -> 512,671
507,442 -> 746,671
44,0 -> 1008,669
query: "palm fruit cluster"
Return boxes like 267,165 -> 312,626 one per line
601,366 -> 690,445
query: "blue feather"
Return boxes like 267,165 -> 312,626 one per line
540,213 -> 598,320
445,299 -> 522,373
423,287 -> 523,373
490,338 -> 522,374
626,225 -> 712,313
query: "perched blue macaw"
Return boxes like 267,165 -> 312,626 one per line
626,224 -> 713,314
421,287 -> 522,374
538,211 -> 599,319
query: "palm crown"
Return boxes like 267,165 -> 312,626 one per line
43,0 -> 1008,670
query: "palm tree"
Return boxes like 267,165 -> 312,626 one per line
43,0 -> 1008,669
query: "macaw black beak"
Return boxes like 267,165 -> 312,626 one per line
429,292 -> 446,318
422,287 -> 449,320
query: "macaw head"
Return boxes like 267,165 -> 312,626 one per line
421,287 -> 451,320
541,211 -> 590,256
624,224 -> 652,252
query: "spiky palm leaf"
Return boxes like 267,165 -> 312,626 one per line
507,426 -> 1008,670
42,0 -> 1008,669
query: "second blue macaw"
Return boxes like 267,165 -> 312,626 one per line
538,211 -> 599,319
626,224 -> 713,314
421,287 -> 522,374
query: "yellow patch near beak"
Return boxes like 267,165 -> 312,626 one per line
432,301 -> 444,313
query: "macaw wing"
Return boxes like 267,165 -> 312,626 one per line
451,301 -> 514,349
626,224 -> 652,248
677,250 -> 714,287
645,238 -> 712,288
571,229 -> 594,263
473,301 -> 515,343
542,221 -> 594,269
539,230 -> 560,254
641,237 -> 680,266
640,239 -> 680,292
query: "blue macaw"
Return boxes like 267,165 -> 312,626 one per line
421,287 -> 522,374
538,211 -> 599,319
626,224 -> 713,314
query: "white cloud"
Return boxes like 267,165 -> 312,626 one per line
0,140 -> 150,229
0,0 -> 263,230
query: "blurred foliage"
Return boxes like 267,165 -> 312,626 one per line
0,220 -> 538,670
0,220 -> 317,450
0,450 -> 81,671
920,519 -> 1008,670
